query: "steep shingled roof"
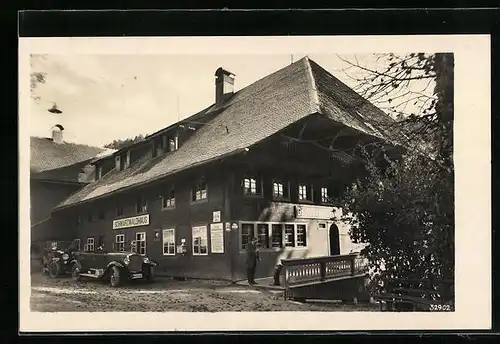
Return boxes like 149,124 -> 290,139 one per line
30,137 -> 109,174
54,57 -> 397,211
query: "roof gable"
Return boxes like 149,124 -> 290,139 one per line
54,57 -> 396,211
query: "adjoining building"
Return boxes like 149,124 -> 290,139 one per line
30,125 -> 113,245
50,57 -> 398,282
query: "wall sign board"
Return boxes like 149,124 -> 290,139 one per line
213,210 -> 221,223
112,214 -> 150,230
210,223 -> 224,253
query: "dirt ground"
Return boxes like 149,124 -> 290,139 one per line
30,273 -> 379,312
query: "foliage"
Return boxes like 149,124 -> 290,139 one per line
338,53 -> 454,300
104,135 -> 146,150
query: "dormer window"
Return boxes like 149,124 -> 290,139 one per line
168,135 -> 178,152
115,155 -> 121,171
96,165 -> 102,180
122,151 -> 130,169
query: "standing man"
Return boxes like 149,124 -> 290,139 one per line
246,237 -> 259,285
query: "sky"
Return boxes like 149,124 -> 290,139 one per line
29,54 -> 428,147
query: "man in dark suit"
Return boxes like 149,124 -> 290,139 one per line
246,237 -> 259,285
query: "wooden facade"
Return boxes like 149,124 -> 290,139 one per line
52,118 -> 369,282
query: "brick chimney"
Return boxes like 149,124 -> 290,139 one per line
215,67 -> 235,105
51,124 -> 64,144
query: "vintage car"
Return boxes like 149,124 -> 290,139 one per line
41,241 -> 79,278
72,248 -> 158,287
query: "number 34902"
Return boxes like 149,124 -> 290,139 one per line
429,304 -> 453,311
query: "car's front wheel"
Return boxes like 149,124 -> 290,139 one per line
145,266 -> 156,283
109,266 -> 121,287
48,261 -> 60,278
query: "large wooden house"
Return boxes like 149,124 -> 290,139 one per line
50,57 -> 397,281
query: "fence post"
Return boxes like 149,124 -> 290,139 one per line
284,264 -> 289,300
320,261 -> 326,281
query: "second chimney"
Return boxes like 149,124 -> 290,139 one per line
215,67 -> 235,105
51,124 -> 64,144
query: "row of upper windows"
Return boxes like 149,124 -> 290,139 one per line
242,175 -> 334,203
78,175 -> 334,225
78,177 -> 207,225
96,133 -> 180,179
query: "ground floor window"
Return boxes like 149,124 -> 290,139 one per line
163,228 -> 176,255
133,232 -> 146,255
116,234 -> 125,252
85,237 -> 95,252
73,238 -> 80,251
192,225 -> 208,255
240,222 -> 307,249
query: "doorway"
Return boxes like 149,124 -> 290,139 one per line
329,224 -> 340,256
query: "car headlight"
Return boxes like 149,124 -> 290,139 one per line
143,257 -> 150,264
62,253 -> 69,260
124,256 -> 130,265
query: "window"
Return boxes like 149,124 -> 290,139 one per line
96,166 -> 102,180
73,238 -> 80,251
134,232 -> 146,255
98,209 -> 105,220
243,176 -> 262,196
116,234 -> 125,252
86,237 -> 95,252
240,223 -> 307,250
241,223 -> 254,249
284,224 -> 295,247
168,135 -> 178,152
88,213 -> 96,222
162,187 -> 176,209
271,224 -> 283,248
296,224 -> 307,247
115,155 -> 121,171
76,215 -> 82,226
162,229 -> 175,255
136,196 -> 148,213
257,224 -> 269,248
192,225 -> 208,255
97,235 -> 105,249
321,187 -> 330,203
116,203 -> 124,217
319,223 -> 327,229
272,180 -> 289,199
122,151 -> 130,169
298,183 -> 312,201
192,177 -> 207,202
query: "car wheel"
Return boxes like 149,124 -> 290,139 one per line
110,266 -> 121,287
72,262 -> 82,282
146,266 -> 156,283
48,261 -> 60,278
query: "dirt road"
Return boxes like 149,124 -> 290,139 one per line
30,273 -> 379,312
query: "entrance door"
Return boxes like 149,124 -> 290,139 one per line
329,224 -> 340,256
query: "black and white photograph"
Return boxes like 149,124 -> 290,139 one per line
19,35 -> 490,331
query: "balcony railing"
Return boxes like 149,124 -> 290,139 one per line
281,253 -> 369,290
